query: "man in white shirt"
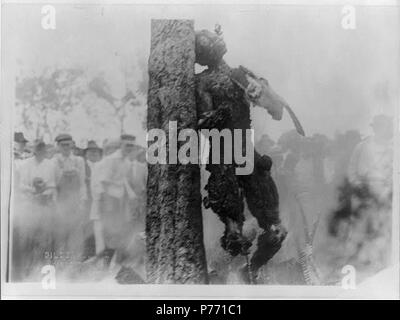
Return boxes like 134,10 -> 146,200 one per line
118,150 -> 148,282
345,114 -> 393,270
83,140 -> 103,210
91,134 -> 138,268
128,153 -> 147,226
348,115 -> 393,203
81,140 -> 103,260
52,133 -> 87,263
12,140 -> 56,280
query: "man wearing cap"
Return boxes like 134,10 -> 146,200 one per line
82,140 -> 103,260
12,139 -> 56,280
90,134 -> 138,268
52,133 -> 87,262
84,140 -> 103,205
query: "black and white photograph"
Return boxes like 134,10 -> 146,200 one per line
0,0 -> 399,300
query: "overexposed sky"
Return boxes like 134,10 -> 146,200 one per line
3,3 -> 399,144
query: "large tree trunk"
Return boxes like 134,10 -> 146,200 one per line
146,19 -> 208,284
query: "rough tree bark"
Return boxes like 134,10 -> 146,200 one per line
146,19 -> 208,284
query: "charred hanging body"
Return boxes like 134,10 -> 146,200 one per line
194,27 -> 304,283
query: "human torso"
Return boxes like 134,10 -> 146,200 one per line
196,61 -> 252,167
196,61 -> 251,130
19,157 -> 55,189
354,137 -> 393,183
53,153 -> 83,198
102,150 -> 133,199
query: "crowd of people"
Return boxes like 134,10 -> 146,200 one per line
11,132 -> 147,283
253,114 -> 394,284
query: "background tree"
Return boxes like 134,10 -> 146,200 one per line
88,72 -> 142,135
15,68 -> 86,141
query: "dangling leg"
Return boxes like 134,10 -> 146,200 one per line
204,164 -> 252,257
239,152 -> 287,281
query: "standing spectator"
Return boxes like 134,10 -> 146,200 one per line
14,132 -> 31,161
347,115 -> 393,203
270,131 -> 322,284
82,140 -> 103,260
327,130 -> 361,188
343,114 -> 393,271
12,140 -> 56,280
84,140 -> 103,206
116,142 -> 148,283
13,132 -> 32,188
53,133 -> 87,264
127,143 -> 147,228
89,139 -> 120,256
90,134 -> 137,271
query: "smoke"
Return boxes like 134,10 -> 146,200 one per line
327,177 -> 393,281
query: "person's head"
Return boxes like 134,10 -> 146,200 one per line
371,114 -> 393,140
309,133 -> 330,157
14,132 -> 28,151
120,134 -> 136,158
32,139 -> 47,161
102,139 -> 120,156
259,134 -> 275,149
45,144 -> 56,159
84,140 -> 102,162
195,29 -> 227,67
55,134 -> 74,156
278,129 -> 303,153
344,130 -> 361,145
